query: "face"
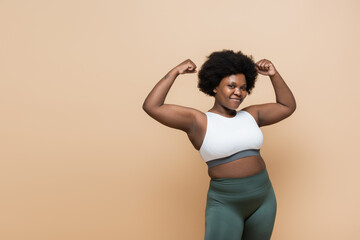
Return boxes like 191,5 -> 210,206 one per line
213,74 -> 248,110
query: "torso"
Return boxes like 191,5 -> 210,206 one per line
187,106 -> 265,179
207,155 -> 266,179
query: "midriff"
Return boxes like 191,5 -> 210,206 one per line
208,154 -> 266,179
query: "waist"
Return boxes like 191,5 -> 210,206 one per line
208,154 -> 266,179
208,167 -> 271,194
205,149 -> 261,168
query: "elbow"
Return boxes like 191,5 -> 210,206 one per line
142,98 -> 163,117
285,97 -> 297,114
142,102 -> 150,114
291,99 -> 297,112
142,102 -> 158,117
290,107 -> 296,116
281,102 -> 296,117
288,102 -> 297,115
292,95 -> 297,110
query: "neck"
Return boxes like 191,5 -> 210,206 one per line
209,103 -> 237,117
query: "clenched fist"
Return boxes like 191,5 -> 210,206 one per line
255,59 -> 277,77
174,59 -> 197,75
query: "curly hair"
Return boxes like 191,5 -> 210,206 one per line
198,50 -> 258,96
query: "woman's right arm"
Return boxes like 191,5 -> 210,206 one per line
142,59 -> 201,134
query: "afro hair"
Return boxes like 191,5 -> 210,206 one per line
198,50 -> 258,96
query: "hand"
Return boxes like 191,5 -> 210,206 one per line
255,59 -> 277,77
174,59 -> 197,75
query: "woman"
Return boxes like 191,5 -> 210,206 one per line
142,50 -> 296,240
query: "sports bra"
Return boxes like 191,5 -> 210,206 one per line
199,110 -> 263,168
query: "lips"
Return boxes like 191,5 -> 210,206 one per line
230,98 -> 241,102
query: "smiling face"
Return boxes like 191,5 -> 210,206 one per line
213,74 -> 248,111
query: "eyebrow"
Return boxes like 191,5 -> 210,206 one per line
229,81 -> 247,87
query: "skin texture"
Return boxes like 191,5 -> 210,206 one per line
143,57 -> 296,178
210,74 -> 248,117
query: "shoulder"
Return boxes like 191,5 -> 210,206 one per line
184,106 -> 207,120
192,108 -> 207,127
174,106 -> 207,132
174,105 -> 207,132
241,103 -> 295,127
240,106 -> 260,125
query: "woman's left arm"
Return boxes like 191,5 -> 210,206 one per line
249,59 -> 296,127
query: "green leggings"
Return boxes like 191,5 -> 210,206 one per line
204,168 -> 277,240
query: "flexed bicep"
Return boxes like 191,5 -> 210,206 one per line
244,103 -> 295,127
145,104 -> 202,133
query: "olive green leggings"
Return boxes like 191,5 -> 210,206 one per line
204,168 -> 277,240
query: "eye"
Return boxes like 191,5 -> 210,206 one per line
228,85 -> 235,89
241,86 -> 247,91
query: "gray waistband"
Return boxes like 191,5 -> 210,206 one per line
206,149 -> 261,168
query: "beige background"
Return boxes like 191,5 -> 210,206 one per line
1,0 -> 359,239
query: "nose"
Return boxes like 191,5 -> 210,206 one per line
234,88 -> 241,96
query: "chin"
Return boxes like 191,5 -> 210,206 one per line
226,105 -> 240,111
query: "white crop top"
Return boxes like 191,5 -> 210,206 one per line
199,110 -> 263,168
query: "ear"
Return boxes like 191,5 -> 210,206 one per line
213,88 -> 217,94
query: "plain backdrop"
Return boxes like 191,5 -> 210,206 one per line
1,0 -> 360,239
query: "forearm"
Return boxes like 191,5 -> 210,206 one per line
270,72 -> 296,110
142,68 -> 179,111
